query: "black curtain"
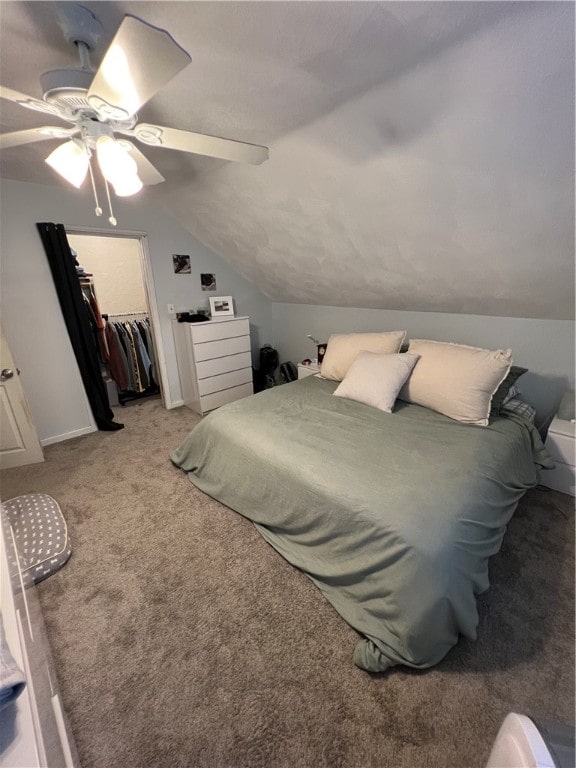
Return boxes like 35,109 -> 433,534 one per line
36,222 -> 123,431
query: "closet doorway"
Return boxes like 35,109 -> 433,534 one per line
66,229 -> 167,410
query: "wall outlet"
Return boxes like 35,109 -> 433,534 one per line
167,304 -> 175,314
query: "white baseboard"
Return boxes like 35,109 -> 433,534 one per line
41,425 -> 98,446
168,399 -> 184,409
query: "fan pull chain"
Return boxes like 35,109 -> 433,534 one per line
103,178 -> 117,226
88,160 -> 103,218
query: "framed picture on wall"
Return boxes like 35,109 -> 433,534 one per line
201,273 -> 217,291
172,254 -> 191,274
209,296 -> 234,317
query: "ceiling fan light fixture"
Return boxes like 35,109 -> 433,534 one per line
111,175 -> 144,197
45,138 -> 89,188
96,135 -> 142,196
3,10 -> 269,226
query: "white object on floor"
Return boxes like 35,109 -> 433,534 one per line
105,376 -> 119,407
486,713 -> 556,768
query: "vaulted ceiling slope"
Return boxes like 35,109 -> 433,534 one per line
1,2 -> 574,319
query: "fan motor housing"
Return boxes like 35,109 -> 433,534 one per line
41,68 -> 93,113
40,68 -> 137,130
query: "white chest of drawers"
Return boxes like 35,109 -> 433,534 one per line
173,316 -> 254,415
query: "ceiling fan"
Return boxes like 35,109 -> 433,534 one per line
0,3 -> 269,224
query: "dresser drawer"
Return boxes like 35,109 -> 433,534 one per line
196,351 -> 252,380
190,318 -> 249,344
198,367 -> 253,396
194,334 -> 251,362
199,382 -> 253,412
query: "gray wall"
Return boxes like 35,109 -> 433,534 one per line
0,179 -> 273,443
271,303 -> 575,426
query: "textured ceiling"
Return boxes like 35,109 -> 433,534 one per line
1,2 -> 574,319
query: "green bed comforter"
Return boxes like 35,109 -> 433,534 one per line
171,376 -> 553,672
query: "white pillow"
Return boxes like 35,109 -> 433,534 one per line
333,352 -> 421,413
398,339 -> 513,426
320,331 -> 406,381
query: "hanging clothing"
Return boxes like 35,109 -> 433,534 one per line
82,281 -> 109,364
104,322 -> 130,391
131,321 -> 152,388
139,320 -> 157,385
104,315 -> 158,398
111,322 -> 137,391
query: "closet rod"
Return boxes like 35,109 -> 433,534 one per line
103,311 -> 149,320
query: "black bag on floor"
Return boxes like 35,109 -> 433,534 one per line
280,362 -> 297,383
259,345 -> 280,388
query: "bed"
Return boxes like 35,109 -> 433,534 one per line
170,373 -> 553,673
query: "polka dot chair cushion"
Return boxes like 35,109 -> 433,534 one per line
1,494 -> 71,584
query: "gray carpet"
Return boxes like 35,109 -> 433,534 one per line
1,397 -> 574,768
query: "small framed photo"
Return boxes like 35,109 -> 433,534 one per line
172,254 -> 191,274
201,273 -> 216,291
317,343 -> 328,364
209,296 -> 234,317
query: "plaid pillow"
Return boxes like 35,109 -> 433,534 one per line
502,384 -> 519,405
500,397 -> 536,424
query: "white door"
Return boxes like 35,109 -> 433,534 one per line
0,323 -> 44,469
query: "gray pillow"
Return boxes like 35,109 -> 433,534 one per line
490,366 -> 528,415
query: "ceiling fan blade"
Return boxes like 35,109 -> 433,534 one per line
118,141 -> 165,185
87,15 -> 191,121
0,85 -> 66,119
132,123 -> 269,165
0,126 -> 78,149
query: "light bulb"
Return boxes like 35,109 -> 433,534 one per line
96,136 -> 143,197
111,175 -> 143,197
45,140 -> 89,188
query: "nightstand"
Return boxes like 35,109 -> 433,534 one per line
543,415 -> 575,496
298,363 -> 320,380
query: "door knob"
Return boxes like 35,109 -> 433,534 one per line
1,368 -> 14,381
